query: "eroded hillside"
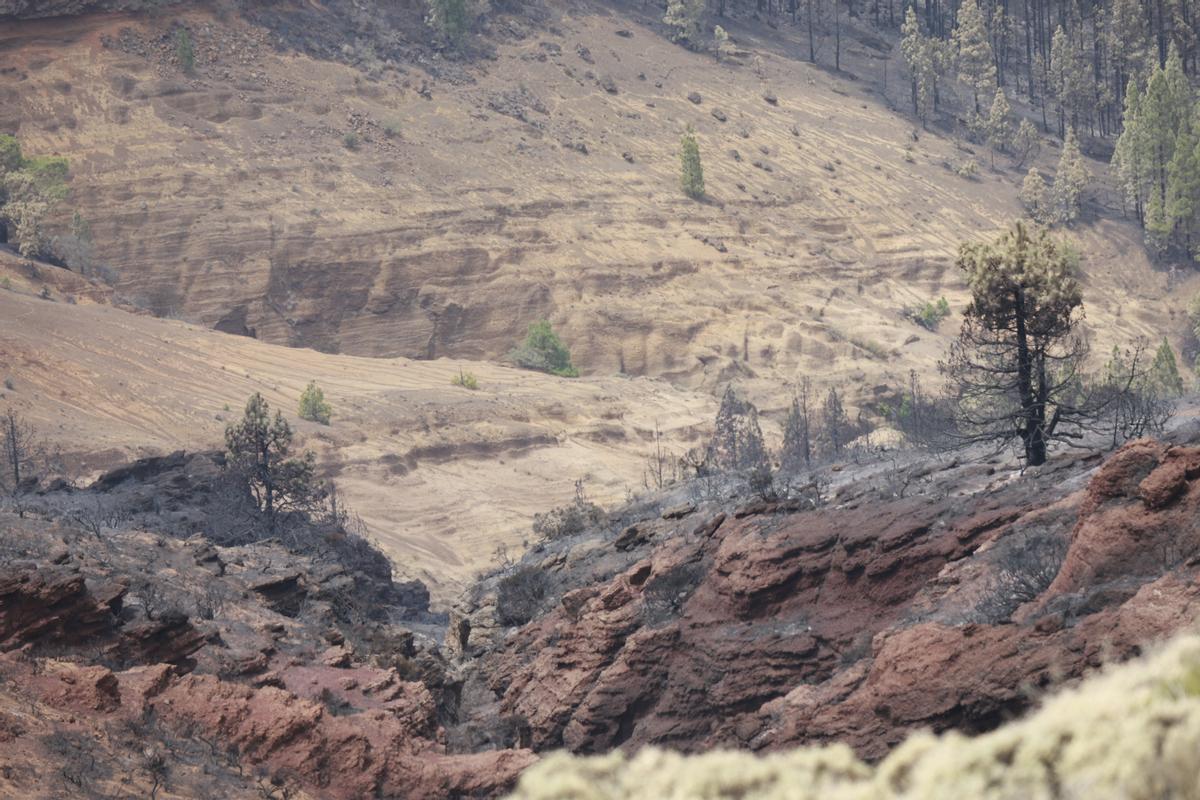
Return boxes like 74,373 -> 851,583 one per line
1,0 -> 1188,419
0,279 -> 714,603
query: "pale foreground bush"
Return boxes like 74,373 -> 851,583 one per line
507,632 -> 1200,800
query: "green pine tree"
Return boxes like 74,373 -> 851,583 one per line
664,0 -> 705,44
901,7 -> 937,125
298,381 -> 333,425
1112,79 -> 1147,219
1021,167 -> 1050,222
427,0 -> 469,44
1166,110 -> 1200,256
680,126 -> 705,199
1149,337 -> 1186,397
953,0 -> 997,114
986,87 -> 1014,165
1052,126 -> 1089,224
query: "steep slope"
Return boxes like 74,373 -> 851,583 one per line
0,283 -> 714,604
449,428 -> 1200,760
1,0 -> 1188,419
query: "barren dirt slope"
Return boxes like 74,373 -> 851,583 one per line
0,282 -> 714,605
1,0 -> 1190,418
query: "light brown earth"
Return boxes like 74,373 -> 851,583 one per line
0,0 -> 1195,607
1,0 -> 1191,422
0,282 -> 714,605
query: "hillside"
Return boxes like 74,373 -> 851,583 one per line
1,0 -> 1189,421
0,280 -> 714,603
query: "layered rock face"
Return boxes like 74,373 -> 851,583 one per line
455,435 -> 1200,760
0,515 -> 533,800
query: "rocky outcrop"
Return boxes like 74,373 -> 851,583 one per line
458,438 -> 1200,760
0,514 -> 530,799
503,631 -> 1200,800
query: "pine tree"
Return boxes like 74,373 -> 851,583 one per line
1052,126 -> 1089,223
986,87 -> 1014,166
680,125 -> 705,199
953,0 -> 997,114
1014,118 -> 1040,168
1149,337 -> 1186,397
1166,111 -> 1200,255
1021,167 -> 1050,222
902,7 -> 937,124
664,0 -> 705,44
1112,79 -> 1147,219
426,0 -> 469,44
714,25 -> 736,61
1048,25 -> 1091,138
942,222 -> 1086,466
225,393 -> 321,534
298,381 -> 333,425
780,381 -> 813,472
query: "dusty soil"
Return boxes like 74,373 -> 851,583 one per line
0,0 -> 1189,423
0,283 -> 714,605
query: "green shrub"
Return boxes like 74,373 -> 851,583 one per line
451,369 -> 479,390
382,119 -> 402,138
176,28 -> 195,74
342,131 -> 361,150
510,320 -> 579,377
904,296 -> 951,331
298,381 -> 333,425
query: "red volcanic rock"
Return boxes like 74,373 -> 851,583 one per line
464,440 -> 1200,761
760,570 -> 1200,757
0,566 -> 122,650
152,673 -> 535,799
1048,443 -> 1200,596
482,482 -> 1039,755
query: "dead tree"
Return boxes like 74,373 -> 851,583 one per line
1,408 -> 39,517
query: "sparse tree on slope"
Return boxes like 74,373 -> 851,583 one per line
1166,113 -> 1200,255
664,0 -> 705,45
427,0 -> 469,45
1113,79 -> 1148,221
1052,127 -> 1090,223
953,0 -> 997,114
1,408 -> 38,518
298,381 -> 333,425
680,126 -> 705,199
941,222 -> 1088,466
780,381 -> 813,473
986,87 -> 1015,166
1149,337 -> 1186,397
1020,167 -> 1050,222
225,393 -> 321,535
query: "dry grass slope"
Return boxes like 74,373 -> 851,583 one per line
0,284 -> 714,605
1,1 -> 1190,419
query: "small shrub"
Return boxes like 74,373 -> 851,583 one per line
904,296 -> 952,331
510,320 -> 579,377
496,565 -> 550,626
342,131 -> 361,150
298,381 -> 332,425
532,481 -> 604,540
2,377 -> 12,391
175,28 -> 195,74
954,158 -> 979,179
382,119 -> 402,138
451,369 -> 479,390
